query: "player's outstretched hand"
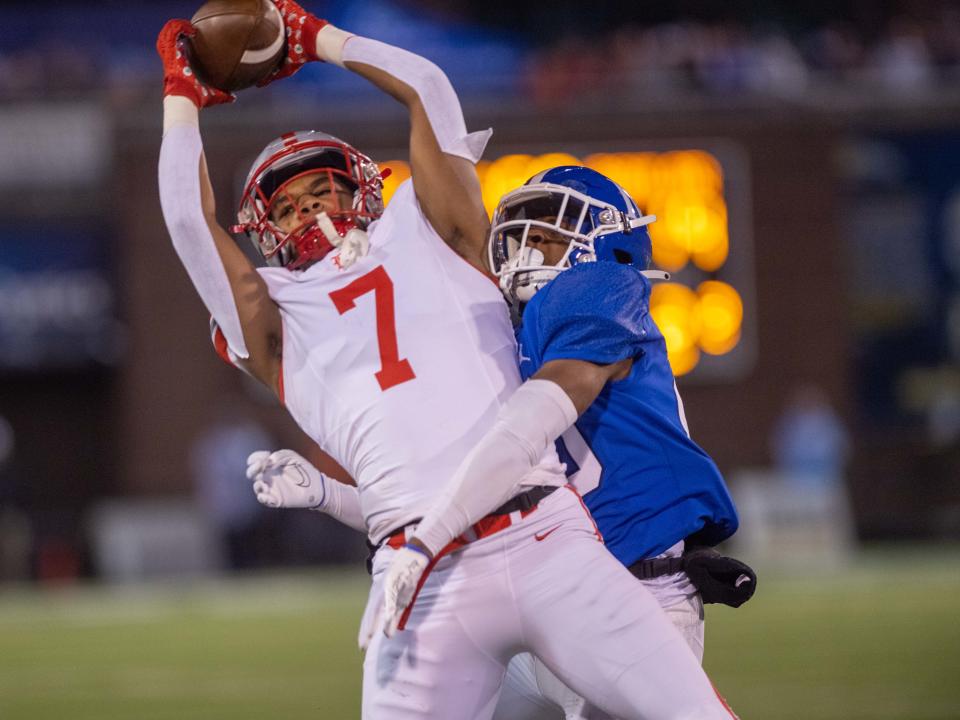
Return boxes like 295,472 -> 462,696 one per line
246,448 -> 328,509
382,543 -> 432,638
256,0 -> 330,87
156,19 -> 235,108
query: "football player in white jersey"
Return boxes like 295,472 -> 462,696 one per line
157,1 -> 738,718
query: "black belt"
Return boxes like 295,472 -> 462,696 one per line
491,484 -> 558,515
365,485 -> 560,573
628,556 -> 684,580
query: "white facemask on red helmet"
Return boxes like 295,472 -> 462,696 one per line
234,131 -> 388,270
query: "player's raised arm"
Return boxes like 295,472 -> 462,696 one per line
342,48 -> 491,270
258,0 -> 492,271
157,20 -> 283,395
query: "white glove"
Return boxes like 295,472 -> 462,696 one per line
382,544 -> 431,638
246,449 -> 328,509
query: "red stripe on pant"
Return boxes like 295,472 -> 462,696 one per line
391,508 -> 539,631
563,484 -> 604,542
711,682 -> 739,719
394,532 -> 469,631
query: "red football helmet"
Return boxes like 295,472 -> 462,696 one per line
234,131 -> 387,269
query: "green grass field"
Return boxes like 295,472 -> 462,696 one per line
1,548 -> 958,719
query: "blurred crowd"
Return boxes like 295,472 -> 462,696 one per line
2,4 -> 960,107
525,9 -> 960,106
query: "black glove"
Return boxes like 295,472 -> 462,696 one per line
682,546 -> 757,608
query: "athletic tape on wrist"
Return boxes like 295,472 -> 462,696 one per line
162,95 -> 199,134
315,25 -> 354,67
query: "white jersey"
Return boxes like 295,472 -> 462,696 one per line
217,181 -> 561,542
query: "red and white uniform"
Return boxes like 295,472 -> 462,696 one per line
215,182 -> 735,720
217,179 -> 563,543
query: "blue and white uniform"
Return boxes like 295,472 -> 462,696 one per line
516,260 -> 738,568
479,163 -> 741,719
496,261 -> 740,720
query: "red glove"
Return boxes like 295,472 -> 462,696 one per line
156,19 -> 234,108
256,0 -> 329,87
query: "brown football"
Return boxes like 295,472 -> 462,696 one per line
184,0 -> 286,92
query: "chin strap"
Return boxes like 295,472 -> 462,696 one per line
628,214 -> 657,230
625,213 -> 668,281
641,270 -> 671,281
316,211 -> 370,269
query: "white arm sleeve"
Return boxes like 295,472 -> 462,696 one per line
158,96 -> 249,358
413,379 -> 578,556
314,478 -> 366,533
340,35 -> 492,164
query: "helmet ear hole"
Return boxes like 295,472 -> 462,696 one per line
613,249 -> 633,264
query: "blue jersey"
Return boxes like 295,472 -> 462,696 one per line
516,262 -> 738,567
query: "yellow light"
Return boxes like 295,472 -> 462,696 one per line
664,150 -> 724,195
481,154 -> 536,216
656,193 -> 729,271
480,153 -> 588,216
648,209 -> 691,272
666,343 -> 701,376
379,160 -> 411,206
650,283 -> 702,374
697,281 -> 743,355
584,152 -> 657,208
691,226 -> 729,272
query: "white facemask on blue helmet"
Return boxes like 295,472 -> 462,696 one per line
488,165 -> 667,305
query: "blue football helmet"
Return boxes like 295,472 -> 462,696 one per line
489,166 -> 667,305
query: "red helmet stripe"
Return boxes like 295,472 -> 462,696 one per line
237,132 -> 386,269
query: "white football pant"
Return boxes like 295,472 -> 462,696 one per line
361,488 -> 734,719
496,594 -> 706,720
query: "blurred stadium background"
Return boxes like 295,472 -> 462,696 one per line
1,0 -> 959,717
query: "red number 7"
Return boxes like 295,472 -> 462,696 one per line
329,265 -> 416,391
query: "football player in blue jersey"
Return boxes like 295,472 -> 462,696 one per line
381,165 -> 753,719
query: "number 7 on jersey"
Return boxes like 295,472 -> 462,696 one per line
329,265 -> 416,391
